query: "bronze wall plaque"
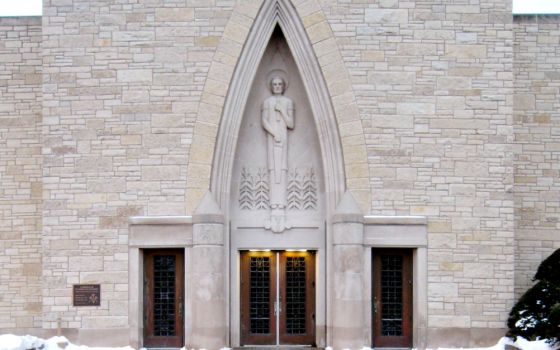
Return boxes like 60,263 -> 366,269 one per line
73,284 -> 100,306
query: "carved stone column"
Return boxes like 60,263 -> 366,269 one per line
190,192 -> 227,349
331,191 -> 366,349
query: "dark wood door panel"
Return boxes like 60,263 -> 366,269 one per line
144,249 -> 184,348
240,251 -> 277,345
279,251 -> 315,345
372,249 -> 412,348
240,250 -> 316,346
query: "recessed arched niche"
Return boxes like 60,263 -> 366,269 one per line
212,2 -> 348,347
229,26 -> 325,233
226,22 -> 330,348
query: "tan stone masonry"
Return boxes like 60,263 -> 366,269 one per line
0,2 -> 558,349
0,16 -> 42,332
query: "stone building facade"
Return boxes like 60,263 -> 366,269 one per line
0,1 -> 558,349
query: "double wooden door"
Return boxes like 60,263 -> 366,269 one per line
372,249 -> 413,348
143,249 -> 184,348
240,250 -> 315,346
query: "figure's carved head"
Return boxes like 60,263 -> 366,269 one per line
270,76 -> 285,95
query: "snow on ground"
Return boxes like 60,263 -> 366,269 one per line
0,334 -> 556,350
0,335 -> 134,350
432,336 -> 556,350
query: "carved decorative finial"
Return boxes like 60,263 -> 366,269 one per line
193,191 -> 224,224
333,190 -> 364,224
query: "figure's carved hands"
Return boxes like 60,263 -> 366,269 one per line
275,103 -> 286,115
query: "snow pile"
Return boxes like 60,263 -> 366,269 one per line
429,336 -> 556,350
512,338 -> 557,350
0,335 -> 134,350
0,335 -> 557,350
0,335 -> 43,350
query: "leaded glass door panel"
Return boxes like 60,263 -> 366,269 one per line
240,251 -> 277,345
144,249 -> 184,348
240,250 -> 315,346
279,251 -> 315,345
372,249 -> 412,348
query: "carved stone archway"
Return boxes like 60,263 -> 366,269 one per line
184,1 -> 371,348
185,0 -> 370,214
211,0 -> 346,212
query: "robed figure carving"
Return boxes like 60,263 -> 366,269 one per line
262,75 -> 294,232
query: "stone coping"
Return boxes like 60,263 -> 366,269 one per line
0,16 -> 42,25
129,215 -> 426,225
364,215 -> 427,225
513,14 -> 560,23
129,216 -> 193,225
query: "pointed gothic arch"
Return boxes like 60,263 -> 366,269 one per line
209,0 -> 348,213
185,0 -> 370,214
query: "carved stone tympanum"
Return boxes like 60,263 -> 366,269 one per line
230,27 -> 325,234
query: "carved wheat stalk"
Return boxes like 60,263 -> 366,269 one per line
239,167 -> 253,210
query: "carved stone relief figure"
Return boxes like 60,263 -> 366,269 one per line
261,75 -> 294,232
230,30 -> 325,232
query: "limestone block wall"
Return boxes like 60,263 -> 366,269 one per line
0,0 -> 546,346
321,0 -> 515,338
0,17 -> 42,332
513,15 -> 560,297
40,0 -> 238,335
38,0 -> 518,343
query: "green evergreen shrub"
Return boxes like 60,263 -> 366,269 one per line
507,248 -> 560,345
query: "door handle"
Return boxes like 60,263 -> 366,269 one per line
373,297 -> 379,314
274,301 -> 282,315
179,301 -> 183,320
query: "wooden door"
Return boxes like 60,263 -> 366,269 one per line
279,251 -> 315,345
144,249 -> 184,348
372,249 -> 412,348
240,250 -> 315,346
240,251 -> 277,345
